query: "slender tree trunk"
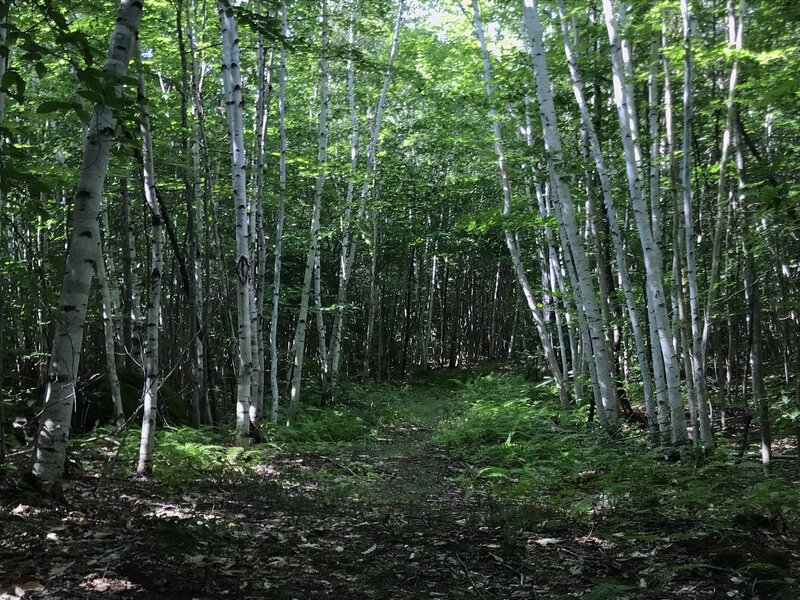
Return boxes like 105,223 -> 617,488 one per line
97,208 -> 125,428
557,0 -> 655,435
422,252 -> 437,369
523,0 -> 614,416
250,34 -> 273,429
0,7 -> 6,125
471,0 -> 569,409
0,11 -> 5,458
288,1 -> 331,425
704,0 -> 744,354
330,0 -> 404,387
363,218 -> 380,378
679,0 -> 712,443
313,1 -> 331,392
328,1 -> 360,393
136,44 -> 163,475
178,0 -> 204,428
269,0 -> 288,424
602,0 -> 687,443
30,0 -> 143,495
218,0 -> 254,444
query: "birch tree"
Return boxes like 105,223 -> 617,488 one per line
470,0 -> 570,411
30,0 -> 143,495
521,0 -> 617,419
678,0 -> 712,443
328,0 -> 405,390
555,0 -> 656,435
269,0 -> 288,424
601,0 -> 687,443
135,44 -> 163,475
287,0 -> 331,426
218,0 -> 254,445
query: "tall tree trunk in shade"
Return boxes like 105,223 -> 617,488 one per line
269,0 -> 288,425
177,0 -> 204,428
704,0 -> 744,355
119,176 -> 143,371
601,0 -> 687,443
135,43 -> 163,475
0,6 -> 6,125
329,0 -> 404,390
30,0 -> 143,495
556,0 -> 655,435
522,0 -> 616,418
471,0 -> 570,411
328,0 -> 360,393
313,0 -> 331,393
218,0 -> 254,444
97,206 -> 125,428
0,7 -> 6,464
250,30 -> 273,429
187,0 -> 213,424
679,0 -> 712,443
287,0 -> 331,426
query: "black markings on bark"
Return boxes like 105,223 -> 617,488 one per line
236,256 -> 249,285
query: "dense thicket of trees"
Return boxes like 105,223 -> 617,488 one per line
0,0 -> 798,491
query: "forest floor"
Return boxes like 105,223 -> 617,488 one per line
1,371 -> 799,599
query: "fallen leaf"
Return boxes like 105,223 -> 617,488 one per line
48,561 -> 75,577
531,537 -> 562,546
362,543 -> 377,555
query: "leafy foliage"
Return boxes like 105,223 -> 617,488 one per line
436,374 -> 800,531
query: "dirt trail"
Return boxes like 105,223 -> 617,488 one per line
2,405 -> 797,599
1,421 -> 540,599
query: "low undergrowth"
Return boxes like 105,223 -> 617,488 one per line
435,372 -> 800,535
68,374 -> 459,486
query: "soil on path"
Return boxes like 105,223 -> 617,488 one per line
1,402 -> 798,599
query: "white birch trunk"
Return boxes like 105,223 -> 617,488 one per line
422,253 -> 437,368
136,45 -> 163,475
602,0 -> 687,443
250,37 -> 273,429
522,0 -> 616,418
218,0 -> 254,444
269,0 -> 288,424
556,0 -> 656,433
328,1 -> 360,388
187,2 -> 209,424
287,0 -> 331,425
313,0 -> 331,386
472,0 -> 569,410
679,0 -> 712,443
31,0 -> 143,494
329,0 -> 404,384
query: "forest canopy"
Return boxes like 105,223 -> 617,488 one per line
1,0 -> 799,597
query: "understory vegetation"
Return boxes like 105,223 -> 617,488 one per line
436,373 -> 800,531
3,371 -> 800,598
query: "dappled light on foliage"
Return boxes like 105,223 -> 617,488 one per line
2,0 -> 800,596
3,375 -> 800,598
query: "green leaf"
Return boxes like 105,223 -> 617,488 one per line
36,100 -> 80,114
